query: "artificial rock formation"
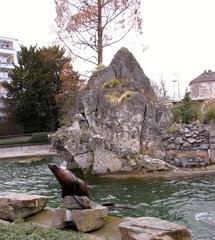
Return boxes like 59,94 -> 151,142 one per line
50,48 -> 169,175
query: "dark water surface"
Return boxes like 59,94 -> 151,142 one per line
0,158 -> 215,240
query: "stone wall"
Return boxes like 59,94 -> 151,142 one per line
0,144 -> 57,160
163,123 -> 210,167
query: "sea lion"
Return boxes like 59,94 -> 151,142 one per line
48,164 -> 90,198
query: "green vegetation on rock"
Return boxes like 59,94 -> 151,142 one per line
102,79 -> 122,89
0,223 -> 83,240
202,97 -> 215,123
95,63 -> 106,71
105,90 -> 133,105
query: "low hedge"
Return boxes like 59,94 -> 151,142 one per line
30,132 -> 49,144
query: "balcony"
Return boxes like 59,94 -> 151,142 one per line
0,62 -> 14,70
0,48 -> 15,55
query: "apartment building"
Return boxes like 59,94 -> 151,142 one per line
0,36 -> 19,117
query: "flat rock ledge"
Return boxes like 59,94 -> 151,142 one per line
119,217 -> 192,240
0,193 -> 48,221
0,219 -> 10,225
26,204 -> 108,233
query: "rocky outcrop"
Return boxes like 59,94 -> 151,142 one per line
119,217 -> 192,240
0,194 -> 48,221
163,123 -> 210,167
50,48 -> 169,175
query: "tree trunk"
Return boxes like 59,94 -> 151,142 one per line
97,0 -> 103,65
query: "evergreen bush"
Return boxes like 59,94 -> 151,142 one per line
172,92 -> 200,124
30,132 -> 49,143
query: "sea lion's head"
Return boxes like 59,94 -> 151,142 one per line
48,164 -> 90,198
48,164 -> 70,186
48,164 -> 72,181
48,164 -> 59,172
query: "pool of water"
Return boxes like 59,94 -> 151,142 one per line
0,158 -> 215,239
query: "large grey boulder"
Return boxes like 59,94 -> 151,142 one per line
50,48 -> 168,175
119,217 -> 192,240
0,193 -> 48,221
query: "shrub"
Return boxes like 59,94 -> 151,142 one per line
105,92 -> 119,105
30,132 -> 49,143
172,92 -> 201,124
118,90 -> 133,103
102,79 -> 122,89
204,109 -> 215,123
105,90 -> 133,105
202,97 -> 215,123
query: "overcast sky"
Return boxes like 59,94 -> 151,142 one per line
1,0 -> 215,99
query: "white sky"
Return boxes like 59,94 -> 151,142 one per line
1,0 -> 215,99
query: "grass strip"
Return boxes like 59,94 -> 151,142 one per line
0,222 -> 83,240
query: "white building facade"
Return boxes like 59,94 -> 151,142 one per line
0,36 -> 19,116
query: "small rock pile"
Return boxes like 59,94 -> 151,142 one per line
163,123 -> 210,167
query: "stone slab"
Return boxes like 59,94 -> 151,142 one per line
0,219 -> 10,225
63,195 -> 91,209
119,217 -> 192,240
0,193 -> 48,221
26,204 -> 108,233
72,204 -> 108,232
89,216 -> 122,240
25,208 -> 71,229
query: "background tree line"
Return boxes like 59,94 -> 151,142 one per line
2,45 -> 79,134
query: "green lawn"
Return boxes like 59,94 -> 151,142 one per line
0,223 -> 83,240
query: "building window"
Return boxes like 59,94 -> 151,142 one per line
0,41 -> 11,49
0,55 -> 14,64
0,72 -> 8,79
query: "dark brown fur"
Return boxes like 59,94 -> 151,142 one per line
48,164 -> 90,198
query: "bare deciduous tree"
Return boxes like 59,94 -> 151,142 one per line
55,0 -> 142,65
151,74 -> 170,103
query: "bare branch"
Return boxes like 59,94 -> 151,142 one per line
57,33 -> 97,65
103,24 -> 134,47
55,0 -> 142,65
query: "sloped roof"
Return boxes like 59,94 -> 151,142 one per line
189,70 -> 215,85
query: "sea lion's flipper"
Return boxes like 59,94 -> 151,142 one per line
62,187 -> 70,198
